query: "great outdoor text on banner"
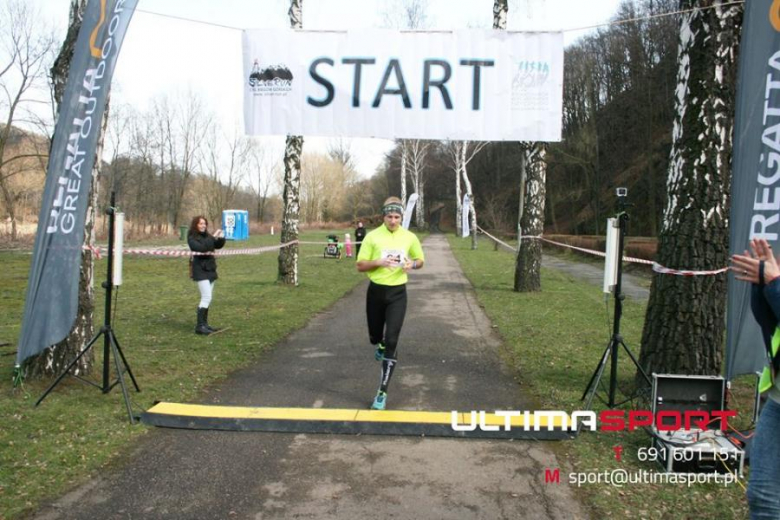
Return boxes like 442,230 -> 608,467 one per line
243,29 -> 563,142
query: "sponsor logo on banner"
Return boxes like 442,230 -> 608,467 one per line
450,409 -> 737,432
89,0 -> 108,58
512,60 -> 551,110
248,60 -> 293,96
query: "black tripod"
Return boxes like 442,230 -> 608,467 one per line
581,200 -> 652,410
36,193 -> 140,423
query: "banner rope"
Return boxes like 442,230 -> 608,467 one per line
475,226 -> 729,277
136,1 -> 745,35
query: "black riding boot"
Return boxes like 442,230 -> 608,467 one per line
195,307 -> 211,335
204,308 -> 219,333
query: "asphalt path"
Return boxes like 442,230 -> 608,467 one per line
542,254 -> 650,301
34,235 -> 587,520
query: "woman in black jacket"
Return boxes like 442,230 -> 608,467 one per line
188,215 -> 225,335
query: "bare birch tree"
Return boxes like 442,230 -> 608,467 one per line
637,0 -> 741,379
498,0 -> 547,291
514,143 -> 546,291
447,141 -> 487,248
406,139 -> 429,228
278,0 -> 303,284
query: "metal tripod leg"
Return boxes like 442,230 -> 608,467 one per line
35,330 -> 104,407
111,332 -> 140,392
618,338 -> 652,386
581,338 -> 613,402
109,330 -> 135,424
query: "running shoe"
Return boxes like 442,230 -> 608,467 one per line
371,391 -> 387,410
375,342 -> 386,361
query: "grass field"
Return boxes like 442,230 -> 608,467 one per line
0,231 -> 366,519
448,235 -> 752,520
0,231 -> 751,519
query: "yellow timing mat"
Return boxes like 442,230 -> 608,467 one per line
141,402 -> 576,440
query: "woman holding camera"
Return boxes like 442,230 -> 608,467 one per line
188,215 -> 225,335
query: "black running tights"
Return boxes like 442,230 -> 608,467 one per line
366,282 -> 407,360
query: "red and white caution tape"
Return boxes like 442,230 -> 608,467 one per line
476,228 -> 517,253
83,238 -> 369,258
82,244 -> 102,259
300,241 -> 364,245
537,236 -> 654,266
650,263 -> 729,276
476,226 -> 727,276
87,240 -> 299,258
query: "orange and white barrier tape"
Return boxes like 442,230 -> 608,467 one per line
476,226 -> 727,277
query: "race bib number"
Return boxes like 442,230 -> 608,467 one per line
381,249 -> 407,268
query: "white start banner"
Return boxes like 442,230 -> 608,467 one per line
242,29 -> 563,142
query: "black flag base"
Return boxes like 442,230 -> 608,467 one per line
35,324 -> 140,423
35,192 -> 140,424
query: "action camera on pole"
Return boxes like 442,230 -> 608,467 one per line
583,187 -> 651,411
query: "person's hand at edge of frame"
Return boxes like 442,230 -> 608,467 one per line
731,238 -> 780,285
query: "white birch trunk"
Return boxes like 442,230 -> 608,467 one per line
401,144 -> 407,205
278,0 -> 303,285
514,145 -> 546,291
637,0 -> 741,378
455,144 -> 462,237
460,146 -> 478,250
517,146 -> 526,249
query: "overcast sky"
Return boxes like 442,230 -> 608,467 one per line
12,0 -> 625,180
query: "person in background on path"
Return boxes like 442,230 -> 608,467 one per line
731,238 -> 780,519
345,233 -> 353,258
356,197 -> 425,410
188,215 -> 225,335
354,221 -> 366,258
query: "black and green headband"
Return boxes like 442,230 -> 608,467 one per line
383,203 -> 404,216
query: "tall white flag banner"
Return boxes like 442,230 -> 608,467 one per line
462,194 -> 470,238
403,193 -> 418,230
243,29 -> 563,142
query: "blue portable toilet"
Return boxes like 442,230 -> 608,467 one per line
222,209 -> 249,240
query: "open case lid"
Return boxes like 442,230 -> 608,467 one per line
651,374 -> 726,430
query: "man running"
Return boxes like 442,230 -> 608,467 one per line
356,197 -> 425,410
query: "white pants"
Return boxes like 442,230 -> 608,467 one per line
197,280 -> 215,308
